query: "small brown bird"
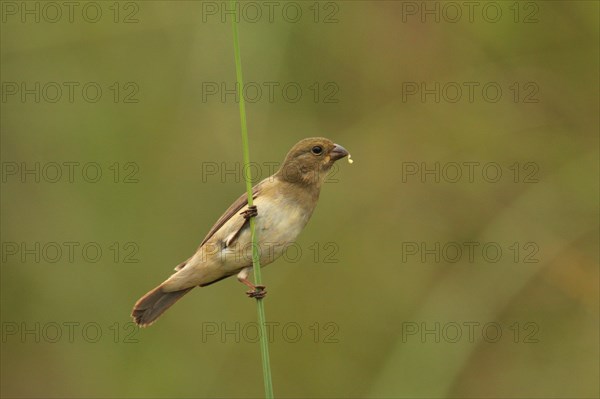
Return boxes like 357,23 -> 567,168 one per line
131,137 -> 350,327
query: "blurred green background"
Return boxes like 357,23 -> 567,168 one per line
1,1 -> 598,398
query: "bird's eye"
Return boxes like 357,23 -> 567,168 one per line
311,146 -> 323,155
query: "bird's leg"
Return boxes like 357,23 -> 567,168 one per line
240,205 -> 258,220
236,267 -> 267,299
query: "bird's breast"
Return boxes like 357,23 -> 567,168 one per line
254,195 -> 311,246
213,183 -> 318,271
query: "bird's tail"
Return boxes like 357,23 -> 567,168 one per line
131,284 -> 193,327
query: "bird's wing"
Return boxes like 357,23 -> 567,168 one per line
199,183 -> 263,247
173,181 -> 264,271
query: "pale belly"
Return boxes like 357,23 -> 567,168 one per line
164,191 -> 315,290
219,195 -> 311,272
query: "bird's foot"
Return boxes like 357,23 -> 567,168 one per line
240,205 -> 258,220
246,285 -> 267,299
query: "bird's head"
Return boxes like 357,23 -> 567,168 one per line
276,137 -> 349,187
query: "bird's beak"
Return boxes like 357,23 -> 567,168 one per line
330,144 -> 349,161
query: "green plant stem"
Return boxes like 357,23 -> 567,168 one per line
230,3 -> 274,398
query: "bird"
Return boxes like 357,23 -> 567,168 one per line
131,137 -> 350,327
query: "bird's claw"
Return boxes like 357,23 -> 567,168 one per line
246,285 -> 267,299
240,205 -> 258,220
